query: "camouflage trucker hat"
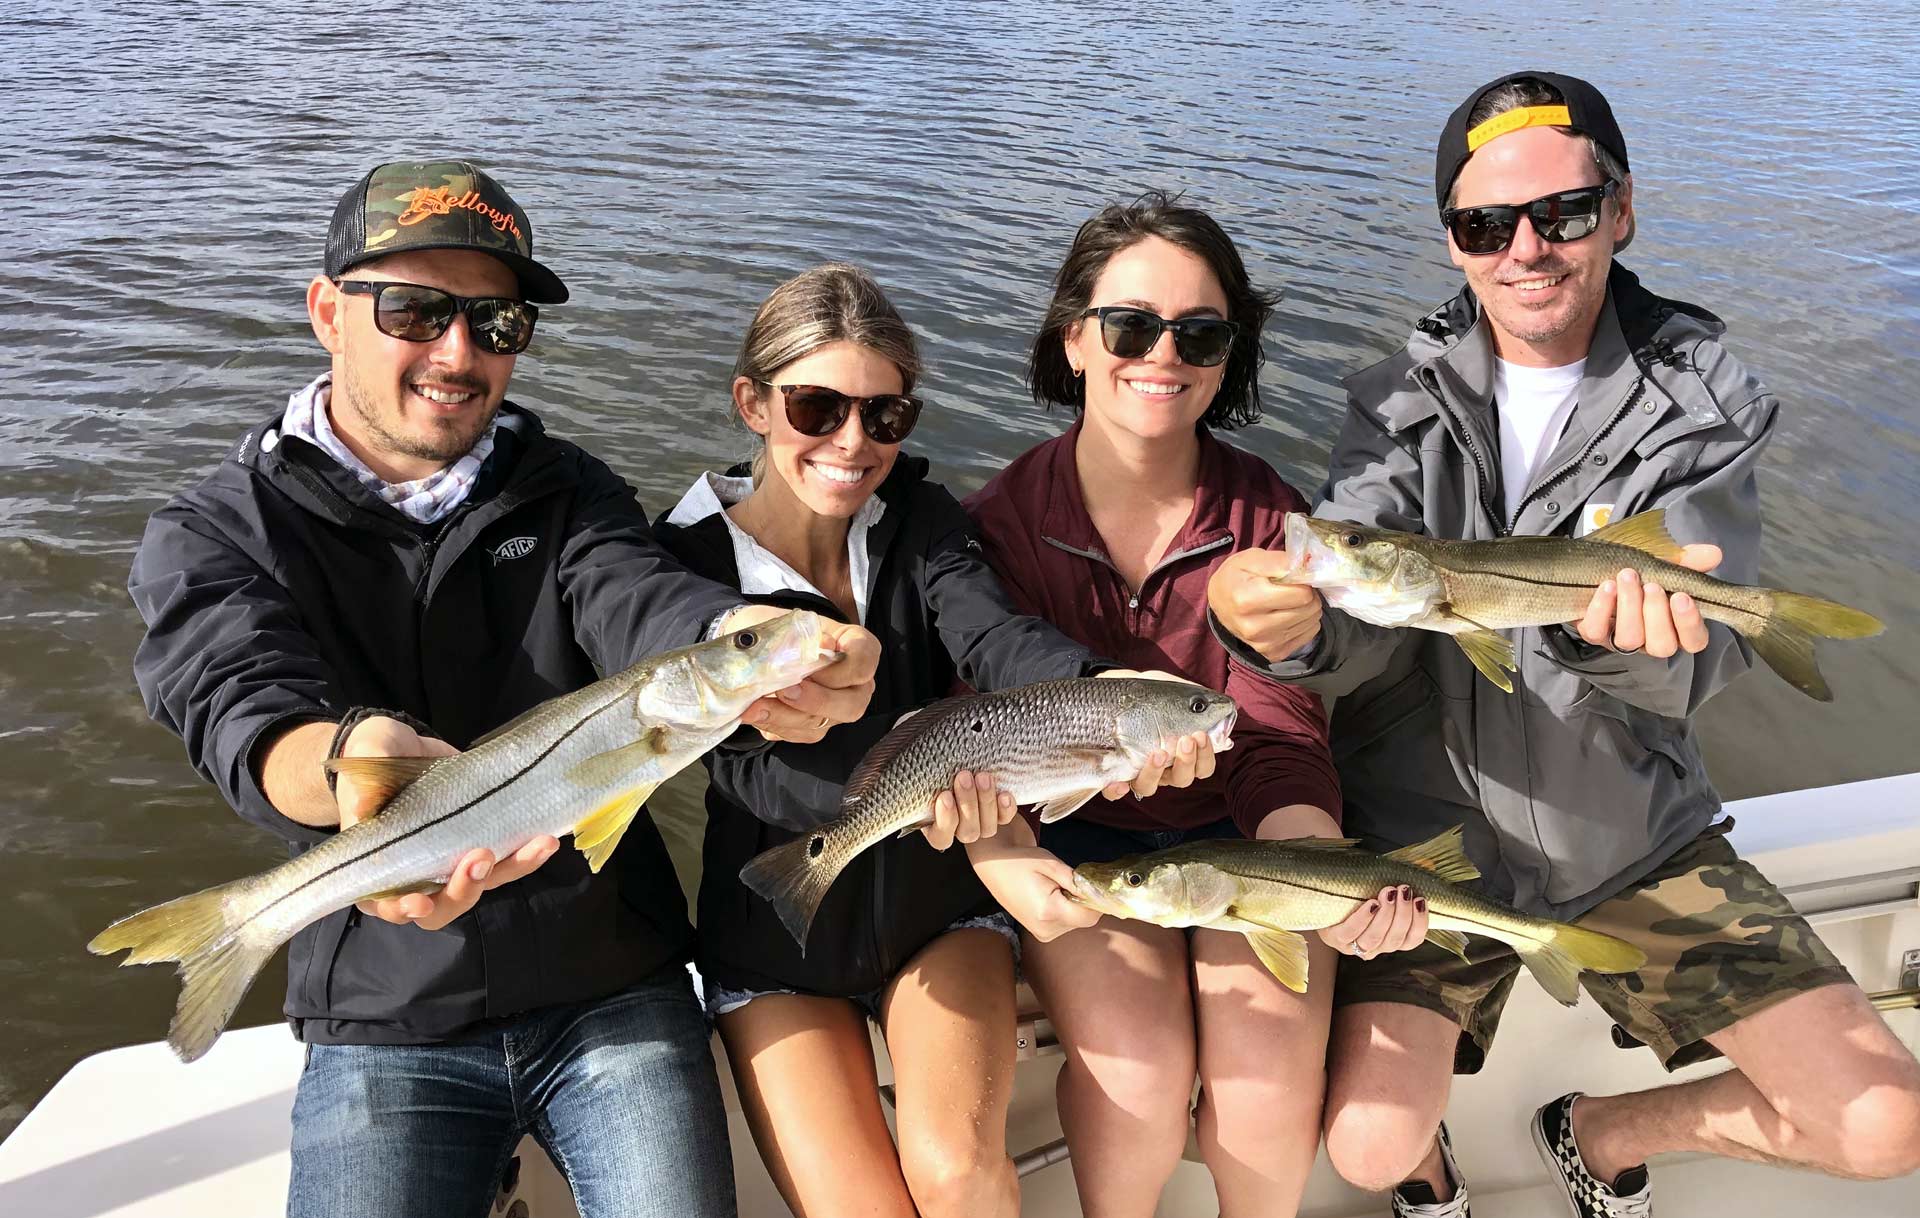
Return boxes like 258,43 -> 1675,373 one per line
325,160 -> 569,303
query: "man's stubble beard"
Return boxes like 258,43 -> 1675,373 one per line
337,360 -> 497,468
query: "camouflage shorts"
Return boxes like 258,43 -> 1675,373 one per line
1331,823 -> 1855,1072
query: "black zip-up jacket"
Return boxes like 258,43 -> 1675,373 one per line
127,401 -> 744,1045
654,457 -> 1105,997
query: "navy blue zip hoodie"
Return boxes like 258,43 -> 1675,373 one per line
128,402 -> 743,1044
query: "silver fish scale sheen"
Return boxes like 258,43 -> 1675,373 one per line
843,679 -> 1234,839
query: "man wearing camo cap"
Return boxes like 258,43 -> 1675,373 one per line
1209,73 -> 1920,1217
127,159 -> 882,1216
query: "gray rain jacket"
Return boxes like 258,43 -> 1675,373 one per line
1229,265 -> 1776,919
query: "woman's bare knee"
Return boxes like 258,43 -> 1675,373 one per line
899,1132 -> 1016,1218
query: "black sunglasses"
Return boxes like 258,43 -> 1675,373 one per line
333,279 -> 539,355
1079,306 -> 1239,368
1441,181 -> 1620,256
760,382 -> 923,445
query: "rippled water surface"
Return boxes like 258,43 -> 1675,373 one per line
2,0 -> 1917,1138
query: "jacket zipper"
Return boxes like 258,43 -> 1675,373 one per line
1509,376 -> 1647,530
1041,533 -> 1233,625
1420,369 -> 1504,536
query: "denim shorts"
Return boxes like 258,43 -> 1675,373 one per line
700,911 -> 1021,1020
1036,813 -> 1243,869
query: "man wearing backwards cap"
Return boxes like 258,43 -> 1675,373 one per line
125,160 -> 884,1216
1210,74 -> 1920,1215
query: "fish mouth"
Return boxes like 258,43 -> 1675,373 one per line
1277,513 -> 1317,582
1207,710 -> 1238,754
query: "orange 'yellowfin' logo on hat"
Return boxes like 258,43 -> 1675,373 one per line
1466,104 -> 1573,152
396,186 -> 525,243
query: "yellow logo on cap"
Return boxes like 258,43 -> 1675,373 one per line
1467,104 -> 1573,151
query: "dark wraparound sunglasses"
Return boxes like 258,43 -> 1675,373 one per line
1441,181 -> 1620,255
759,382 -> 923,445
1079,306 -> 1239,368
333,279 -> 539,355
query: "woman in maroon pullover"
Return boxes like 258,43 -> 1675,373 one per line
964,194 -> 1414,1218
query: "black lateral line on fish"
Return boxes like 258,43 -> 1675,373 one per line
1448,565 -> 1747,615
253,688 -> 636,923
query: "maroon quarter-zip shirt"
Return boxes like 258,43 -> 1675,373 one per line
965,420 -> 1341,836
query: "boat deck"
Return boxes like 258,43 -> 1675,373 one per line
5,774 -> 1915,1217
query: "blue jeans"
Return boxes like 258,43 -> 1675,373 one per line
288,966 -> 734,1218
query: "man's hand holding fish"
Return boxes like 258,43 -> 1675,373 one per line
332,716 -> 559,931
1570,543 -> 1722,656
1206,546 -> 1324,662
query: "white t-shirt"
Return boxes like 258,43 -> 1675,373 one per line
1493,357 -> 1585,517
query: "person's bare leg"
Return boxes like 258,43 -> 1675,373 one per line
1321,1001 -> 1462,1197
717,994 -> 915,1218
879,928 -> 1021,1218
1190,925 -> 1334,1217
1570,983 -> 1920,1181
1024,918 -> 1198,1218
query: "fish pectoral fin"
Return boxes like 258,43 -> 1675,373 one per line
1586,509 -> 1685,562
1036,788 -> 1103,824
323,756 -> 441,810
1220,904 -> 1297,935
571,780 -> 662,873
1384,825 -> 1482,884
1448,626 -> 1516,693
1426,928 -> 1472,963
1237,926 -> 1311,993
564,729 -> 670,787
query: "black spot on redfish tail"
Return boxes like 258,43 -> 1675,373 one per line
739,835 -> 843,952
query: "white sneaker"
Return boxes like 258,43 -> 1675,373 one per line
1391,1122 -> 1471,1217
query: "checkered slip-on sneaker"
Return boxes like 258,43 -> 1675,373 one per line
1392,1122 -> 1471,1217
1531,1093 -> 1652,1217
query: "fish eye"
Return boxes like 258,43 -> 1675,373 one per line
1343,532 -> 1362,547
732,630 -> 758,649
1188,695 -> 1209,714
1123,871 -> 1144,887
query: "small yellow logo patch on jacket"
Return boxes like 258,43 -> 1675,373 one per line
1578,504 -> 1615,537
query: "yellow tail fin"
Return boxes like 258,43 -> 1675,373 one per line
1514,921 -> 1646,1007
1751,591 -> 1885,701
89,877 -> 277,1062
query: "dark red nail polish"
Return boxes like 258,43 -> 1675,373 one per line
1366,902 -> 1379,914
1384,889 -> 1397,903
1415,898 -> 1428,912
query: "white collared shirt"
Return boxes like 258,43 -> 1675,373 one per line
665,470 -> 884,624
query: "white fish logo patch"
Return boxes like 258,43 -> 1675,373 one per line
491,536 -> 538,563
1577,504 -> 1615,538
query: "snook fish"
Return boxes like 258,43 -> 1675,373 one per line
91,610 -> 841,1062
1276,510 -> 1883,699
741,677 -> 1239,949
1072,829 -> 1646,1005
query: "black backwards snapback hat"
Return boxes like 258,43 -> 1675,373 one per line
325,160 -> 569,303
1435,72 -> 1634,251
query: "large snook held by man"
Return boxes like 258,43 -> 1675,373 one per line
1071,829 -> 1646,1005
90,610 -> 842,1062
1274,510 -> 1883,699
741,677 -> 1239,950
